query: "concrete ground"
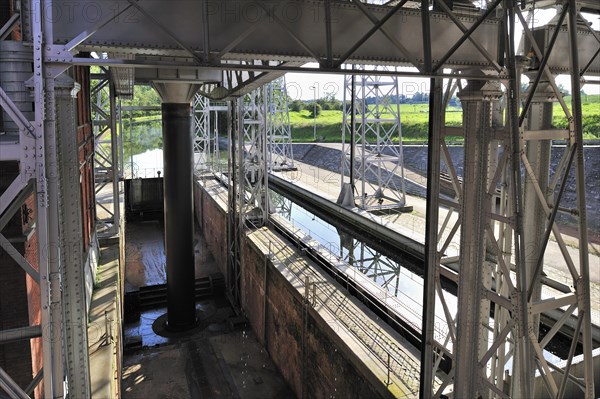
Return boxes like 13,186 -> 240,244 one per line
122,298 -> 294,399
122,219 -> 294,399
124,220 -> 222,291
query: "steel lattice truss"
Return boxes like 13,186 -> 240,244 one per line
227,89 -> 270,305
266,77 -> 295,171
239,89 -> 270,227
193,93 -> 211,172
342,66 -> 407,210
91,68 -> 121,237
194,94 -> 228,174
421,5 -> 596,396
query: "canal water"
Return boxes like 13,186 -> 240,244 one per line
269,190 -> 568,366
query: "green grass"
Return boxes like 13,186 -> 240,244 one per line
290,105 -> 463,143
552,95 -> 600,139
291,95 -> 600,143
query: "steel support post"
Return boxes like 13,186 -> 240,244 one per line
341,66 -> 407,211
162,102 -> 196,330
91,71 -> 120,237
54,74 -> 92,398
567,1 -> 594,396
35,77 -> 66,399
193,93 -> 210,172
109,83 -> 121,235
152,82 -> 200,329
420,77 -> 443,398
523,75 -> 553,325
29,0 -> 68,391
453,78 -> 501,398
227,99 -> 242,306
239,89 -> 269,228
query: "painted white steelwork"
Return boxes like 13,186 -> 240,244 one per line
342,65 -> 407,210
91,68 -> 121,237
193,94 -> 227,174
266,77 -> 295,172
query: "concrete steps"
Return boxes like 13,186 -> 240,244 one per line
137,273 -> 225,310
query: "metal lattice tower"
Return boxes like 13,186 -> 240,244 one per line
341,66 -> 407,211
193,93 -> 211,172
227,88 -> 269,305
194,94 -> 227,174
239,89 -> 269,227
91,67 -> 121,237
266,76 -> 295,172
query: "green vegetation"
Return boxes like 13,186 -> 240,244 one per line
552,95 -> 600,139
289,104 -> 463,143
121,85 -> 162,162
290,94 -> 600,143
118,86 -> 600,158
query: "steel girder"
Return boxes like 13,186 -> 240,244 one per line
30,0 -> 597,76
0,42 -> 91,399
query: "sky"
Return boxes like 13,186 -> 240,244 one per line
285,10 -> 600,101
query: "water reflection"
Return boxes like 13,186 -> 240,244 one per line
269,189 -> 567,364
269,190 -> 454,318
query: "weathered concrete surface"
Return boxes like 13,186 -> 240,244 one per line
125,220 -> 166,289
241,226 -> 419,398
124,218 -> 220,291
122,326 -> 294,399
89,242 -> 123,399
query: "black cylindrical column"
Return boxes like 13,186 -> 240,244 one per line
162,102 -> 196,330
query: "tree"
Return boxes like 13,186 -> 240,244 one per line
309,102 -> 322,118
290,100 -> 304,112
557,83 -> 570,96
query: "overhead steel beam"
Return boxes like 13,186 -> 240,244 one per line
334,0 -> 410,67
51,0 -> 509,70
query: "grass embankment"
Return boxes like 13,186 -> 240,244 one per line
290,95 -> 600,143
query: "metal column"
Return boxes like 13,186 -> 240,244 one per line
162,101 -> 196,330
55,74 -> 92,398
227,88 -> 269,306
91,70 -> 121,237
153,81 -> 201,330
420,77 -> 443,398
453,78 -> 502,398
